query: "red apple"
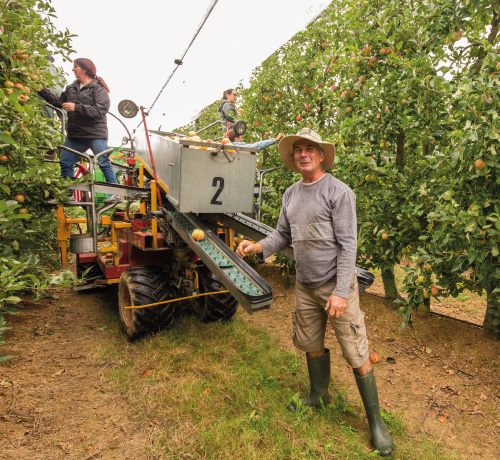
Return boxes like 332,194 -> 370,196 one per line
381,233 -> 388,239
431,286 -> 439,296
369,352 -> 380,363
0,155 -> 8,162
474,159 -> 485,169
192,229 -> 205,241
362,45 -> 372,56
305,104 -> 311,110
331,85 -> 338,90
296,115 -> 303,121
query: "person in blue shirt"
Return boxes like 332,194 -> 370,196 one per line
227,130 -> 284,149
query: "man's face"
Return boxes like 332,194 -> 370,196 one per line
72,64 -> 87,82
292,140 -> 324,174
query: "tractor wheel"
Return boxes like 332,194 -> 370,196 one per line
193,270 -> 239,322
76,262 -> 103,282
118,266 -> 176,340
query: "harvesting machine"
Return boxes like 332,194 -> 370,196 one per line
56,99 -> 374,340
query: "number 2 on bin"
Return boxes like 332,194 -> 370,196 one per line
211,177 -> 224,205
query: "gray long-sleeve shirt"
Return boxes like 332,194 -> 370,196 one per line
259,173 -> 357,299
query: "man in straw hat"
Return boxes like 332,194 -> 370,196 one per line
236,127 -> 394,456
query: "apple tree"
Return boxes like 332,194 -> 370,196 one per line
0,0 -> 75,359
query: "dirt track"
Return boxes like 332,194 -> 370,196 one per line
1,262 -> 499,459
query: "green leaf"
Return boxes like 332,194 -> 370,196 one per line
2,305 -> 19,314
0,132 -> 15,145
13,102 -> 25,113
3,296 -> 21,305
24,105 -> 35,119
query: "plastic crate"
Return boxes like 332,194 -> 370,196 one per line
94,147 -> 127,204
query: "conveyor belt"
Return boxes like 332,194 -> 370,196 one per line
162,205 -> 273,313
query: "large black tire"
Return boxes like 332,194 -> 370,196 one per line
118,266 -> 176,340
193,270 -> 239,323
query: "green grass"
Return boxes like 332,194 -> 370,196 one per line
98,314 -> 460,460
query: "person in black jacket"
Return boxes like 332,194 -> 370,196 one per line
38,58 -> 118,197
218,88 -> 238,133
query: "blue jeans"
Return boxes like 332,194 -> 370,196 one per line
60,138 -> 117,184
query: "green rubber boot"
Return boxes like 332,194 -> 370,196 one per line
354,369 -> 394,457
289,349 -> 331,410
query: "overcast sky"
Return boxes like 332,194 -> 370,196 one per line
48,0 -> 329,145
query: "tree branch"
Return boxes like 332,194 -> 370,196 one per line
471,3 -> 500,75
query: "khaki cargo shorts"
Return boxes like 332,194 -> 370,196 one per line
292,273 -> 369,369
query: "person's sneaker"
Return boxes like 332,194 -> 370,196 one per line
104,195 -> 122,203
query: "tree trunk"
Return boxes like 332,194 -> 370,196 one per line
382,267 -> 399,302
484,288 -> 500,340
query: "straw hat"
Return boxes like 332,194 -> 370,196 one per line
278,127 -> 335,173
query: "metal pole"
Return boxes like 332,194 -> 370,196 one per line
140,106 -> 163,208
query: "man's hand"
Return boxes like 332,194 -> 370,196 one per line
236,240 -> 263,259
62,102 -> 75,112
275,133 -> 285,141
325,294 -> 348,319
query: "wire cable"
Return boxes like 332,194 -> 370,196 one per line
137,0 -> 219,127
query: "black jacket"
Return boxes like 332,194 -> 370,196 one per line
39,79 -> 110,139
